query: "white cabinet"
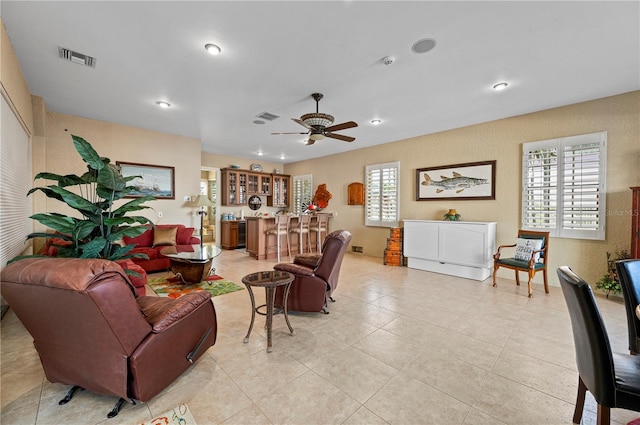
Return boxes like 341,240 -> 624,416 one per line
403,220 -> 496,281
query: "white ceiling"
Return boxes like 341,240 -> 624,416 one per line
2,1 -> 638,164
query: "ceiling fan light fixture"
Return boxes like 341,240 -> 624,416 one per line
309,133 -> 325,141
301,113 -> 334,128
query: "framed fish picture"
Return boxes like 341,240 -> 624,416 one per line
416,160 -> 496,201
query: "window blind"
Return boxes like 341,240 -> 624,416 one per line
1,94 -> 32,267
522,132 -> 606,240
292,174 -> 312,215
365,161 -> 399,227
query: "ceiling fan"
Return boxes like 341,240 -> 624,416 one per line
272,93 -> 357,145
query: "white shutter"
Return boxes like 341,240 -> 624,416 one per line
559,133 -> 606,240
522,141 -> 558,233
292,174 -> 312,215
522,132 -> 606,240
366,161 -> 399,227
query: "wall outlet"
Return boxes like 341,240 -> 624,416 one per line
157,211 -> 163,218
352,246 -> 363,253
184,195 -> 191,202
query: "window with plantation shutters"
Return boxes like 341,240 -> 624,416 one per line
292,174 -> 312,215
366,161 -> 400,227
522,132 -> 606,240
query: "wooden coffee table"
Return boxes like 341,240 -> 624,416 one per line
160,244 -> 222,283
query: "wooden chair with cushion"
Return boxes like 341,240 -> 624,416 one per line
309,213 -> 330,253
290,214 -> 312,255
265,214 -> 291,262
493,230 -> 549,297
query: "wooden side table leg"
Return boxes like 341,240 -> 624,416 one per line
243,285 -> 256,344
265,287 -> 276,352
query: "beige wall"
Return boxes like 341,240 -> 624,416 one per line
285,91 -> 640,285
41,112 -> 202,227
0,19 -> 33,135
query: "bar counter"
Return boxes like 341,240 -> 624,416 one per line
246,214 -> 331,260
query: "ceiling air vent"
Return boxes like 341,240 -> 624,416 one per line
256,111 -> 279,121
58,47 -> 96,68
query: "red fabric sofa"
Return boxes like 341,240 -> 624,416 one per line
38,236 -> 148,296
122,224 -> 200,273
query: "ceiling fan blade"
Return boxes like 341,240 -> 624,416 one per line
305,139 -> 315,146
292,118 -> 313,130
271,131 -> 308,135
325,121 -> 358,132
325,132 -> 355,142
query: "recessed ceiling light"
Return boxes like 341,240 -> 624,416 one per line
493,82 -> 509,91
411,38 -> 436,54
204,43 -> 221,55
280,154 -> 286,160
371,119 -> 382,125
156,101 -> 171,108
256,151 -> 264,156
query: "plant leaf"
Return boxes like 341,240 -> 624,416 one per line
73,221 -> 98,241
112,197 -> 155,216
78,237 -> 107,258
27,187 -> 66,202
107,244 -> 135,261
29,213 -> 76,234
98,164 -> 125,191
72,135 -> 104,172
48,185 -> 101,215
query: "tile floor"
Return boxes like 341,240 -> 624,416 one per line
1,250 -> 638,425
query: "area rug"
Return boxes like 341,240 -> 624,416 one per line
628,419 -> 640,425
138,403 -> 197,425
148,274 -> 243,299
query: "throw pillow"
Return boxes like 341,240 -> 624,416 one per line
513,238 -> 543,262
123,225 -> 153,247
153,226 -> 178,247
176,227 -> 195,245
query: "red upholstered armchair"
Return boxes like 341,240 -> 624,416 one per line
273,230 -> 351,313
0,258 -> 217,418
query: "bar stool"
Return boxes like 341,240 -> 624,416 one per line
265,214 -> 291,262
309,213 -> 329,253
290,214 -> 312,254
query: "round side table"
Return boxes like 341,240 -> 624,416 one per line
241,270 -> 295,352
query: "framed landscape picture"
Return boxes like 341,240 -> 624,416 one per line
117,161 -> 175,199
416,160 -> 496,201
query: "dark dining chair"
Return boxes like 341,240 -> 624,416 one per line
557,266 -> 640,425
616,259 -> 640,354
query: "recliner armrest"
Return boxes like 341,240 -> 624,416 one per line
274,262 -> 316,277
137,292 -> 212,332
293,253 -> 322,269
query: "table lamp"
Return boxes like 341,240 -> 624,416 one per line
193,195 -> 214,245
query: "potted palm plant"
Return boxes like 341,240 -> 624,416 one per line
13,135 -> 154,263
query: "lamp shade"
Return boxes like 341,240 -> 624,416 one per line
193,195 -> 214,207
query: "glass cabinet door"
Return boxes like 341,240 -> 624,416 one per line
261,175 -> 271,195
247,174 -> 259,194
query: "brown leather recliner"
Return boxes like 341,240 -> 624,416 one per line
0,257 -> 217,418
274,229 -> 351,313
